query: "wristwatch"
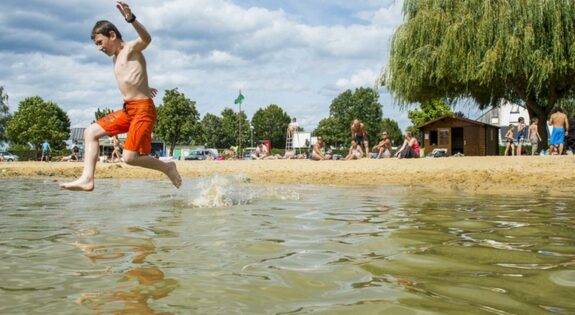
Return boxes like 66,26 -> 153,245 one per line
126,13 -> 136,23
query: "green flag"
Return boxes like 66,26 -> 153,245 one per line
234,91 -> 244,105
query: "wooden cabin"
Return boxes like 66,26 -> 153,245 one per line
418,116 -> 499,156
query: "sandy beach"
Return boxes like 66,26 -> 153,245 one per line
1,156 -> 574,194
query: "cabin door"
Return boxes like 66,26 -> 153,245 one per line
452,128 -> 464,155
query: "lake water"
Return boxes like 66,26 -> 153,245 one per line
1,176 -> 574,314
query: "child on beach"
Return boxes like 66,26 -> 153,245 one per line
516,117 -> 527,156
344,140 -> 364,160
60,1 -> 181,191
527,118 -> 542,155
504,124 -> 515,156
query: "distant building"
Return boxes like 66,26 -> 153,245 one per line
476,100 -> 530,145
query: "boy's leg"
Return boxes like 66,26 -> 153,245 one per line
60,124 -> 108,191
122,151 -> 181,188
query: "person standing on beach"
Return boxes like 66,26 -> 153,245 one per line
516,117 -> 527,156
548,107 -> 569,155
41,140 -> 51,162
351,118 -> 369,157
504,124 -> 515,156
60,1 -> 181,191
528,118 -> 542,155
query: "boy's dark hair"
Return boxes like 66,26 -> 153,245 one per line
91,20 -> 122,40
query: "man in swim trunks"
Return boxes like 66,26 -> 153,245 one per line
61,1 -> 181,191
351,118 -> 369,157
548,107 -> 569,155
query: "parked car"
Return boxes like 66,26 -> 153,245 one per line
0,151 -> 19,162
184,149 -> 218,160
243,147 -> 256,160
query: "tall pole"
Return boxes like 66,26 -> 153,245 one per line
250,125 -> 254,148
238,102 -> 242,158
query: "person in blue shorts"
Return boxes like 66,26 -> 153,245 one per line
548,107 -> 569,155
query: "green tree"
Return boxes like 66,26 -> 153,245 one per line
557,98 -> 575,119
380,118 -> 403,147
201,113 -> 223,148
324,87 -> 383,146
0,86 -> 11,143
220,108 -> 250,149
6,96 -> 70,150
154,88 -> 201,156
313,117 -> 342,148
251,104 -> 291,149
94,108 -> 113,121
407,99 -> 453,127
383,0 -> 575,147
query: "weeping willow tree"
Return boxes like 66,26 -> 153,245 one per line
383,0 -> 575,145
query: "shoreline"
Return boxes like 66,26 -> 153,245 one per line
1,156 -> 574,194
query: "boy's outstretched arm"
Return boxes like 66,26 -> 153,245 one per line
116,1 -> 151,51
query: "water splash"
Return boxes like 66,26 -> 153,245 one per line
181,174 -> 300,208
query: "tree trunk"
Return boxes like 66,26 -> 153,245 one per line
170,143 -> 175,157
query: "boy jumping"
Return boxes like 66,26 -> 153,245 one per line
61,1 -> 181,191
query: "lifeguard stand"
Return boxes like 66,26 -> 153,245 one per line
286,131 -> 311,156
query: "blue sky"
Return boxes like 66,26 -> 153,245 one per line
0,0 -> 462,132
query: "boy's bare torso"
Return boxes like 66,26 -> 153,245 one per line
114,42 -> 151,101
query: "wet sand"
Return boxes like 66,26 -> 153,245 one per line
1,156 -> 574,194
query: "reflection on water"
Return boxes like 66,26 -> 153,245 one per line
1,177 -> 574,314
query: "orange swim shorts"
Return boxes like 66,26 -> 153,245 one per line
96,98 -> 157,155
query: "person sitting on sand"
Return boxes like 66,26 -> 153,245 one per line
312,136 -> 332,160
504,124 -> 515,156
395,131 -> 420,159
111,135 -> 123,163
372,131 -> 392,159
60,2 -> 181,191
72,141 -> 80,161
287,117 -> 298,138
344,140 -> 363,160
252,142 -> 268,160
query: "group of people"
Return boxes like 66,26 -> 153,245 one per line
312,118 -> 421,161
504,107 -> 571,156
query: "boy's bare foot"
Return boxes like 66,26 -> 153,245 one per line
166,161 -> 182,188
60,178 -> 95,191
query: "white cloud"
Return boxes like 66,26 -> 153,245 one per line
336,69 -> 380,89
0,0 -> 410,131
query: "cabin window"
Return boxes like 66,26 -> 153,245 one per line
430,130 -> 438,145
510,104 -> 520,114
438,129 -> 449,146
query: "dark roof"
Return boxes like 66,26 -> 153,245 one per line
70,128 -> 85,142
417,115 -> 499,129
